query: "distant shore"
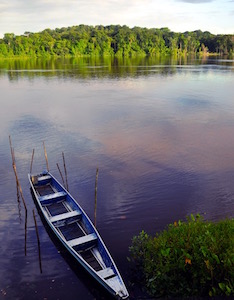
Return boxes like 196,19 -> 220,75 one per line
0,25 -> 233,58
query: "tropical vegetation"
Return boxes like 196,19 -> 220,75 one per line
0,25 -> 233,58
129,214 -> 234,297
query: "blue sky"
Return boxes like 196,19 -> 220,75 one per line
0,0 -> 233,38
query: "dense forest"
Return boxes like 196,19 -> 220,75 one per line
0,25 -> 233,58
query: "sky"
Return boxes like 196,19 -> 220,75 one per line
0,0 -> 233,38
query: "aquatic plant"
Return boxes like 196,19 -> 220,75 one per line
129,214 -> 233,297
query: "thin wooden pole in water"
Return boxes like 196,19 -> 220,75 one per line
30,148 -> 35,174
43,142 -> 49,171
56,163 -> 66,188
62,152 -> 68,191
94,167 -> 99,228
9,136 -> 28,255
12,164 -> 27,213
9,136 -> 27,212
9,135 -> 15,165
24,209 -> 28,256
33,209 -> 42,273
16,181 -> 21,221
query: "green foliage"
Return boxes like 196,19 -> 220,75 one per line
129,215 -> 234,297
0,26 -> 233,58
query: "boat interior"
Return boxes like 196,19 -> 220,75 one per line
31,173 -> 117,280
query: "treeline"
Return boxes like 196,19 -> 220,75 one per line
0,25 -> 233,58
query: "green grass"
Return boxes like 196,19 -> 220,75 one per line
129,214 -> 234,297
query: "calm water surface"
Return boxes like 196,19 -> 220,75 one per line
0,56 -> 233,299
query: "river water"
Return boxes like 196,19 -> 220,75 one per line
0,56 -> 233,299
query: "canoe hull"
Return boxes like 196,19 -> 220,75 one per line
29,171 -> 129,299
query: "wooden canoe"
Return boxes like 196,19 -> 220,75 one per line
29,171 -> 129,299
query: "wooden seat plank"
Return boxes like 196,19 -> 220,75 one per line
50,210 -> 81,223
67,233 -> 97,248
97,267 -> 116,279
38,175 -> 51,182
39,191 -> 67,202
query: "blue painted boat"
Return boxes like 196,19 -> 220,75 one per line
29,171 -> 129,299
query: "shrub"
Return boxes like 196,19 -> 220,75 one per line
129,214 -> 234,297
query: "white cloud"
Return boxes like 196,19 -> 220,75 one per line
0,0 -> 233,37
176,0 -> 214,3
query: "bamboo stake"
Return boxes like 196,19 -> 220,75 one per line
9,137 -> 27,212
43,142 -> 49,171
24,209 -> 28,256
62,152 -> 68,191
16,181 -> 21,221
12,164 -> 27,212
9,135 -> 15,166
33,209 -> 42,273
10,143 -> 20,210
94,167 -> 99,228
56,163 -> 66,188
9,136 -> 27,256
30,148 -> 35,174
